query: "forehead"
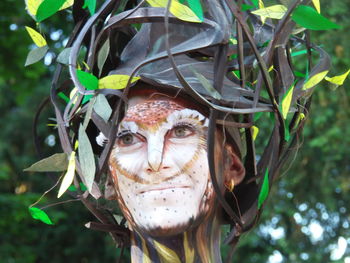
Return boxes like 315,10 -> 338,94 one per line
123,94 -> 204,126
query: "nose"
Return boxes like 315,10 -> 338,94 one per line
147,134 -> 165,172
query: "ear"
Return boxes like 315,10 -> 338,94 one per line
223,144 -> 245,189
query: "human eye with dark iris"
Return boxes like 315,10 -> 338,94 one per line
117,131 -> 141,146
170,123 -> 195,138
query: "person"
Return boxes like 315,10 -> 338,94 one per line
108,87 -> 245,262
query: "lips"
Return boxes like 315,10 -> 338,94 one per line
138,185 -> 190,194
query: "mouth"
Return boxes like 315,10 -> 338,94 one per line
138,185 -> 190,194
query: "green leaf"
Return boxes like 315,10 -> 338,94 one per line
192,71 -> 221,99
25,46 -> 49,66
251,5 -> 287,20
83,0 -> 96,16
29,207 -> 54,225
147,0 -> 202,23
57,47 -> 72,65
291,5 -> 340,31
77,70 -> 98,104
25,26 -> 47,47
251,126 -> 259,141
57,151 -> 76,198
58,92 -> 70,103
241,4 -> 255,11
24,153 -> 68,172
93,94 -> 112,123
251,0 -> 259,7
258,169 -> 269,209
78,125 -> 96,193
325,69 -> 350,86
97,39 -> 110,76
68,182 -> 88,192
302,70 -> 328,90
280,84 -> 294,119
36,0 -> 66,22
312,0 -> 320,13
187,0 -> 203,21
98,74 -> 140,89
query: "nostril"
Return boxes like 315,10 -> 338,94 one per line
146,168 -> 153,173
162,166 -> 170,170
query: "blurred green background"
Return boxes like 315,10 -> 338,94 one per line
1,0 -> 349,262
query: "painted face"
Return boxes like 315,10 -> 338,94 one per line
109,97 -> 215,235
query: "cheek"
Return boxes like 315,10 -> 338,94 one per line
165,137 -> 200,168
114,146 -> 147,174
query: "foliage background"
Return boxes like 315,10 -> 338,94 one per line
0,0 -> 349,262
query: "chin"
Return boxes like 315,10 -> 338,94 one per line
133,207 -> 204,237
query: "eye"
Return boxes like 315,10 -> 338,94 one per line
117,133 -> 141,147
171,125 -> 194,138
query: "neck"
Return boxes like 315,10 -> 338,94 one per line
129,215 -> 222,263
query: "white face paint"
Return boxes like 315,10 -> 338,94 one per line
109,99 -> 213,234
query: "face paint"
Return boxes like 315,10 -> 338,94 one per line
109,98 -> 214,235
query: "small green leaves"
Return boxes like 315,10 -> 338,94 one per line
147,0 -> 202,23
24,153 -> 68,172
83,0 -> 97,16
77,70 -> 98,103
251,126 -> 259,141
303,70 -> 328,90
258,169 -> 269,209
193,71 -> 222,99
25,46 -> 49,66
57,151 -> 76,198
291,5 -> 340,31
25,26 -> 47,47
29,207 -> 54,225
36,0 -> 67,22
186,0 -> 203,21
98,74 -> 140,89
325,69 -> 350,86
281,85 -> 295,119
78,125 -> 96,193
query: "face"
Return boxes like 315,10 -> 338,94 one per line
108,96 -> 215,235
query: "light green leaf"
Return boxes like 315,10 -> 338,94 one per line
98,74 -> 140,90
57,47 -> 72,65
325,69 -> 350,86
193,71 -> 221,99
291,5 -> 340,31
36,0 -> 67,22
93,94 -> 112,123
29,207 -> 54,225
25,46 -> 49,66
147,0 -> 202,23
302,70 -> 328,90
24,153 -> 68,172
258,169 -> 269,209
251,5 -> 287,20
281,85 -> 294,119
78,125 -> 96,193
25,26 -> 47,47
57,151 -> 76,198
97,39 -> 110,76
251,126 -> 259,141
312,0 -> 320,13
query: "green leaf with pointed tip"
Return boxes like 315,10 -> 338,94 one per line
29,207 -> 54,225
77,70 -> 98,104
25,46 -> 49,66
24,153 -> 68,172
258,169 -> 269,209
93,94 -> 112,123
187,0 -> 203,21
291,5 -> 340,31
97,39 -> 110,77
36,0 -> 66,22
78,125 -> 96,193
251,0 -> 259,7
57,47 -> 72,65
83,0 -> 96,16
